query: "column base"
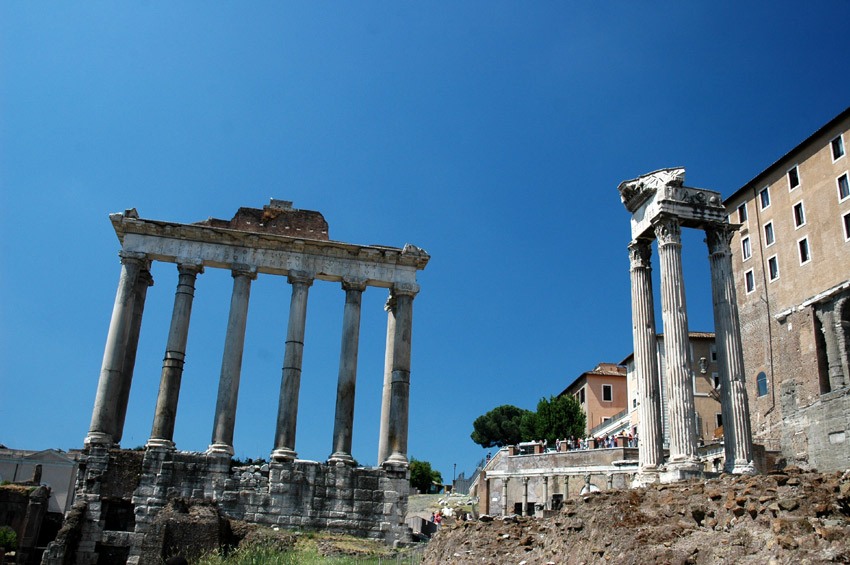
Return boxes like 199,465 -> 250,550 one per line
84,432 -> 115,447
631,468 -> 662,488
146,438 -> 176,450
727,460 -> 757,475
383,452 -> 409,468
660,461 -> 703,484
206,443 -> 235,456
327,452 -> 358,466
271,447 -> 297,462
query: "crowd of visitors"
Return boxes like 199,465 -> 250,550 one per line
553,430 -> 639,451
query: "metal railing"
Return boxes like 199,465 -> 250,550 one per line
588,408 -> 629,436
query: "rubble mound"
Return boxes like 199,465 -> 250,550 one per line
423,468 -> 850,564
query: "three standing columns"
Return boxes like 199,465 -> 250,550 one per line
208,265 -> 257,455
328,278 -> 368,465
655,217 -> 699,468
148,262 -> 204,449
272,272 -> 314,462
706,225 -> 755,474
628,240 -> 664,474
87,251 -> 151,446
381,284 -> 418,467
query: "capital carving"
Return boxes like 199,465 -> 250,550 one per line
618,167 -> 685,212
287,270 -> 314,287
392,282 -> 419,298
119,250 -> 148,267
653,217 -> 681,246
177,260 -> 204,276
705,224 -> 735,255
231,263 -> 258,280
137,269 -> 155,288
384,294 -> 396,313
342,277 -> 368,292
628,240 -> 653,270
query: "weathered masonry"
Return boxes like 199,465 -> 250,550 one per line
47,200 -> 429,564
619,169 -> 755,482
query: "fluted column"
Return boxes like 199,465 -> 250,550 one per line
383,283 -> 418,468
706,225 -> 755,474
521,477 -> 529,516
654,218 -> 698,467
208,265 -> 257,455
377,295 -> 396,465
628,240 -> 664,473
272,271 -> 314,461
328,277 -> 368,465
87,251 -> 148,446
114,269 -> 154,444
148,261 -> 203,448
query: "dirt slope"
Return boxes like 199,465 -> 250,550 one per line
423,467 -> 850,564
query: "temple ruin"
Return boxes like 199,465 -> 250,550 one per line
619,168 -> 756,482
45,200 -> 429,564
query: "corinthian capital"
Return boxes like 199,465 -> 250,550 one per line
628,240 -> 653,270
653,217 -> 681,246
705,223 -> 736,255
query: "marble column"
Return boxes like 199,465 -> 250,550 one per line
383,284 -> 418,467
521,477 -> 529,516
542,476 -> 550,510
563,475 -> 569,498
654,217 -> 698,467
114,269 -> 153,444
208,265 -> 257,455
272,271 -> 313,461
328,277 -> 368,465
377,295 -> 396,465
706,225 -> 756,474
816,303 -> 849,392
148,261 -> 203,448
501,478 -> 509,515
86,251 -> 148,446
628,240 -> 664,473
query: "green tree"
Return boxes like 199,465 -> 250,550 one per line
528,395 -> 586,444
470,404 -> 532,448
409,458 -> 443,493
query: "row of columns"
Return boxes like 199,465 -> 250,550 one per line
495,475 -> 569,516
86,252 -> 418,468
629,217 -> 754,476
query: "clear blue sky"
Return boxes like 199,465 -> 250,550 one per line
2,3 -> 849,482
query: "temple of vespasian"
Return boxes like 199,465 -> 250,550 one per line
618,168 -> 756,482
50,200 -> 429,564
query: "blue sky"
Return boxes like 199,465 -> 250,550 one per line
2,3 -> 849,482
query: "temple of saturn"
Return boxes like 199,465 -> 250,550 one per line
619,168 -> 756,482
47,200 -> 429,564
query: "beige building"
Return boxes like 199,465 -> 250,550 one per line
621,333 -> 723,447
724,106 -> 850,471
558,363 -> 628,434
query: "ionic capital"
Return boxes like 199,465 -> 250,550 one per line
705,223 -> 736,256
392,282 -> 419,298
177,259 -> 204,276
287,270 -> 314,287
342,277 -> 368,292
653,217 -> 681,247
119,250 -> 149,267
628,240 -> 653,270
137,270 -> 155,288
384,295 -> 396,313
231,263 -> 258,280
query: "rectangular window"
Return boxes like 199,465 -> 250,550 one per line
768,255 -> 779,281
602,384 -> 613,402
745,269 -> 755,293
788,165 -> 800,190
793,202 -> 806,228
577,388 -> 585,404
737,202 -> 748,222
838,173 -> 850,202
799,237 -> 811,264
712,373 -> 720,389
759,186 -> 770,209
764,221 -> 775,246
741,236 -> 752,260
710,344 -> 717,363
632,398 -> 637,408
715,413 -> 723,428
833,135 -> 846,161
843,211 -> 850,241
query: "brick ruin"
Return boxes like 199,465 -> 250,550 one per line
44,201 -> 429,564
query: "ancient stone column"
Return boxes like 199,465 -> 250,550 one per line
706,225 -> 756,474
563,475 -> 569,498
377,295 -> 396,465
480,474 -> 490,515
148,261 -> 203,449
383,284 -> 418,467
86,251 -> 148,446
654,217 -> 698,468
521,477 -> 529,516
501,478 -> 509,515
328,277 -> 368,465
208,265 -> 257,455
816,303 -> 849,392
272,271 -> 313,461
542,476 -> 550,510
628,240 -> 664,474
114,269 -> 153,444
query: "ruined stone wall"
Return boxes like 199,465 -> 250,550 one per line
778,387 -> 850,472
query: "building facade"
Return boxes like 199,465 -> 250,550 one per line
558,363 -> 628,434
724,107 -> 850,471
